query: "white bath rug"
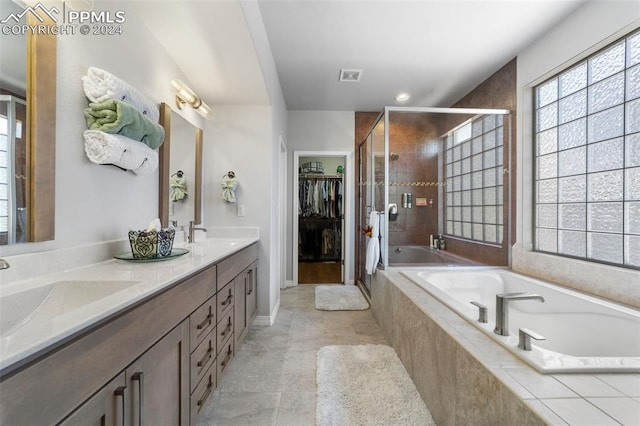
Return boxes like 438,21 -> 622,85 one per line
317,344 -> 436,426
315,285 -> 369,311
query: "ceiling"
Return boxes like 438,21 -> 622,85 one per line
133,0 -> 587,112
257,0 -> 586,111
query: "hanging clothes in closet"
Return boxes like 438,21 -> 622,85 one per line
298,177 -> 343,218
298,175 -> 343,262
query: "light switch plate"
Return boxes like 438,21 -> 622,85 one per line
237,204 -> 246,217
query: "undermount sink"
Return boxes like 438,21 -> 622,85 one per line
0,280 -> 140,337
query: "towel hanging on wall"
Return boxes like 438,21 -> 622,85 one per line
170,171 -> 188,202
220,171 -> 238,203
84,99 -> 165,149
83,130 -> 158,175
81,66 -> 160,122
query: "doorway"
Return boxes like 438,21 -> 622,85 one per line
293,151 -> 351,285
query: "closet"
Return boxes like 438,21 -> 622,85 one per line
298,157 -> 344,284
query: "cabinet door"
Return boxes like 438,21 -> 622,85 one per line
233,272 -> 247,345
127,320 -> 189,426
245,263 -> 258,325
59,372 -> 126,426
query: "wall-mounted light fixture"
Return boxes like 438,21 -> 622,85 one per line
170,79 -> 213,119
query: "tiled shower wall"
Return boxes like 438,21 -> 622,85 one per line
386,114 -> 441,246
355,58 -> 517,266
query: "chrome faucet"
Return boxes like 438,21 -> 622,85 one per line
188,221 -> 207,243
494,292 -> 545,336
0,259 -> 9,270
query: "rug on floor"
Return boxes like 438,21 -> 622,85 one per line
314,285 -> 369,311
316,344 -> 436,426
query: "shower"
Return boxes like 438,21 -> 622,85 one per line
357,107 -> 512,293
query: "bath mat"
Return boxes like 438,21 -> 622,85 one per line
316,345 -> 436,426
315,285 -> 369,311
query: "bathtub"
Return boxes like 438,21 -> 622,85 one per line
401,269 -> 640,373
388,245 -> 475,266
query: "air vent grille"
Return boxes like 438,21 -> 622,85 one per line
339,69 -> 362,82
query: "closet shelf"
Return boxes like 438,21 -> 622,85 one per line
299,174 -> 343,179
299,216 -> 342,222
298,257 -> 342,263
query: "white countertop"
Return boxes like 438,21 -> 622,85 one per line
0,237 -> 258,375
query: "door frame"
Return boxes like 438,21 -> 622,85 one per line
293,151 -> 353,286
279,137 -> 288,289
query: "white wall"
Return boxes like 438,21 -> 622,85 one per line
2,1 -> 203,257
287,111 -> 355,283
241,0 -> 289,321
203,105 -> 275,318
515,1 -> 640,306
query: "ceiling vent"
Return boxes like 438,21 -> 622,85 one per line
339,69 -> 362,82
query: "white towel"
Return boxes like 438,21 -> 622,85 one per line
365,211 -> 380,274
83,130 -> 158,175
81,67 -> 159,122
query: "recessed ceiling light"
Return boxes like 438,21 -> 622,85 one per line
396,93 -> 410,102
339,69 -> 362,82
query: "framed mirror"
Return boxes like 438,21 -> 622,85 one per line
0,3 -> 56,245
158,103 -> 202,228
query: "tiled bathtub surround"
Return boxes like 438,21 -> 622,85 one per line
371,270 -> 640,425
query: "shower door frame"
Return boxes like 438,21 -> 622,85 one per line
357,106 -> 513,278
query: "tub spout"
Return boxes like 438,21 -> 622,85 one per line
494,292 -> 545,336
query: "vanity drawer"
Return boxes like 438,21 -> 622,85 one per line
190,329 -> 216,393
190,296 -> 216,352
216,310 -> 234,354
216,282 -> 234,322
217,338 -> 235,379
217,243 -> 258,291
190,363 -> 216,426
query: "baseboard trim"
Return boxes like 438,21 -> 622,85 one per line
253,296 -> 280,326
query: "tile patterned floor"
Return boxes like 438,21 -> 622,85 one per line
198,285 -> 387,426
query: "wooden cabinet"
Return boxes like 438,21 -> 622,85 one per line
61,321 -> 189,426
234,273 -> 247,345
59,372 -> 126,426
126,320 -> 189,426
234,261 -> 258,346
0,242 -> 258,426
245,262 -> 258,327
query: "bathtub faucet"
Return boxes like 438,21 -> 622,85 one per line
494,292 -> 545,336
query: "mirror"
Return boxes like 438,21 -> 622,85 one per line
158,103 -> 202,228
0,2 -> 56,245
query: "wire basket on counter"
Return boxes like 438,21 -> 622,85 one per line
128,228 -> 175,258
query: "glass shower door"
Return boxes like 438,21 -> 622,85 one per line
358,135 -> 372,292
357,114 -> 386,294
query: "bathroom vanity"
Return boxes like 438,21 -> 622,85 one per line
0,239 -> 258,425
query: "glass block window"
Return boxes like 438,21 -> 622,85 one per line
534,29 -> 640,268
445,115 -> 504,244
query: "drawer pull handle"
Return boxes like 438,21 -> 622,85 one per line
220,320 -> 232,337
197,376 -> 214,407
221,347 -> 233,368
221,294 -> 233,306
197,343 -> 213,367
131,372 -> 144,426
197,312 -> 213,330
114,386 -> 127,426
